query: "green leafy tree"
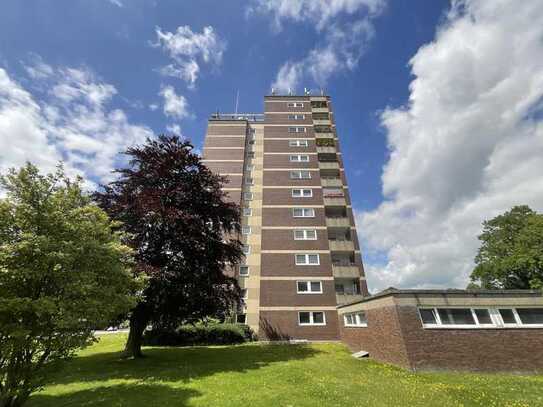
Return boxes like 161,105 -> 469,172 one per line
94,135 -> 243,359
470,205 -> 543,289
0,164 -> 138,407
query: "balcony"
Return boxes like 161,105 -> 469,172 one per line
313,119 -> 331,126
321,177 -> 342,187
319,162 -> 339,170
315,133 -> 335,140
316,146 -> 336,154
311,107 -> 329,113
326,217 -> 350,227
332,264 -> 360,278
336,293 -> 364,305
324,197 -> 347,206
329,239 -> 355,251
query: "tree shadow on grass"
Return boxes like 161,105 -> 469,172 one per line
28,342 -> 320,406
29,383 -> 200,407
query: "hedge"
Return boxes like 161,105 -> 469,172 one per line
143,323 -> 256,347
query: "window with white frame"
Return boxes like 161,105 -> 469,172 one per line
242,207 -> 252,216
243,192 -> 253,201
290,170 -> 311,179
287,102 -> 304,108
294,229 -> 317,240
419,307 -> 543,328
239,265 -> 249,276
241,288 -> 248,300
295,254 -> 320,265
241,226 -> 251,235
297,281 -> 323,294
288,126 -> 306,133
292,208 -> 315,218
298,311 -> 326,326
289,155 -> 310,162
288,114 -> 305,120
242,245 -> 251,255
292,188 -> 313,198
344,312 -> 367,327
289,140 -> 309,147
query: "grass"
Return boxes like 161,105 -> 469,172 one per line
28,333 -> 543,407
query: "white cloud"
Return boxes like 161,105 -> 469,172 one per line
248,0 -> 384,31
159,85 -> 189,119
0,60 -> 153,187
108,0 -> 123,7
272,20 -> 375,93
166,124 -> 181,136
153,25 -> 226,88
358,0 -> 543,292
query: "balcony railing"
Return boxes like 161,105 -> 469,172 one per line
336,293 -> 364,305
332,264 -> 360,278
329,240 -> 355,251
316,146 -> 336,154
325,217 -> 350,227
321,177 -> 342,187
319,162 -> 340,170
210,113 -> 265,122
324,196 -> 347,206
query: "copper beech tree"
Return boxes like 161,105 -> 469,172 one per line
94,135 -> 244,358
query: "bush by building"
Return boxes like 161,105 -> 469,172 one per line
143,323 -> 256,347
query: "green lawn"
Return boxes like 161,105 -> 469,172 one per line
28,334 -> 542,407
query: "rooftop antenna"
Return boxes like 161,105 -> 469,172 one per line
320,88 -> 325,96
234,90 -> 240,115
304,87 -> 311,95
271,87 -> 276,96
288,88 -> 293,96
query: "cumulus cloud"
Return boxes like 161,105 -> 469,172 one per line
358,0 -> 543,292
153,25 -> 226,88
159,85 -> 189,119
255,0 -> 384,93
0,60 -> 153,187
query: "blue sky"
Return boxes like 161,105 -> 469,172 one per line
1,0 -> 542,291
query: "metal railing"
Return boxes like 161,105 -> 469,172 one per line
210,113 -> 265,122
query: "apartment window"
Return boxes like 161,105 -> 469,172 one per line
241,226 -> 251,235
241,289 -> 248,300
245,164 -> 254,172
248,137 -> 256,145
242,207 -> 252,216
288,126 -> 306,133
295,254 -> 320,265
297,281 -> 323,294
245,178 -> 254,185
289,140 -> 309,147
289,155 -> 310,162
314,125 -> 332,133
298,311 -> 326,326
290,170 -> 311,179
292,188 -> 313,198
294,229 -> 317,240
312,112 -> 329,120
242,245 -> 251,255
239,266 -> 249,276
237,314 -> 247,324
344,312 -> 367,327
243,192 -> 253,201
287,102 -> 304,108
288,114 -> 305,120
293,208 -> 315,218
311,100 -> 327,109
517,308 -> 543,325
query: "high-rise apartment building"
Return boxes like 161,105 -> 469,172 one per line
202,94 -> 368,340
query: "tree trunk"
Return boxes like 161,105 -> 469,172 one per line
122,303 -> 150,358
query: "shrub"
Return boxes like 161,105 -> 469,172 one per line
143,323 -> 256,347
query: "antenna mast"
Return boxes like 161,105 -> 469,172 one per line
235,90 -> 240,115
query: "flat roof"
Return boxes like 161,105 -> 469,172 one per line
337,287 -> 543,309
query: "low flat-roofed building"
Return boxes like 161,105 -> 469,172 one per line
338,288 -> 543,372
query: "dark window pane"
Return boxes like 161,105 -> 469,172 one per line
438,308 -> 475,325
419,309 -> 437,324
357,312 -> 367,325
499,309 -> 516,324
297,281 -> 308,292
299,312 -> 310,324
310,282 -> 321,292
313,312 -> 324,324
474,309 -> 492,324
517,308 -> 543,324
236,314 -> 246,324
